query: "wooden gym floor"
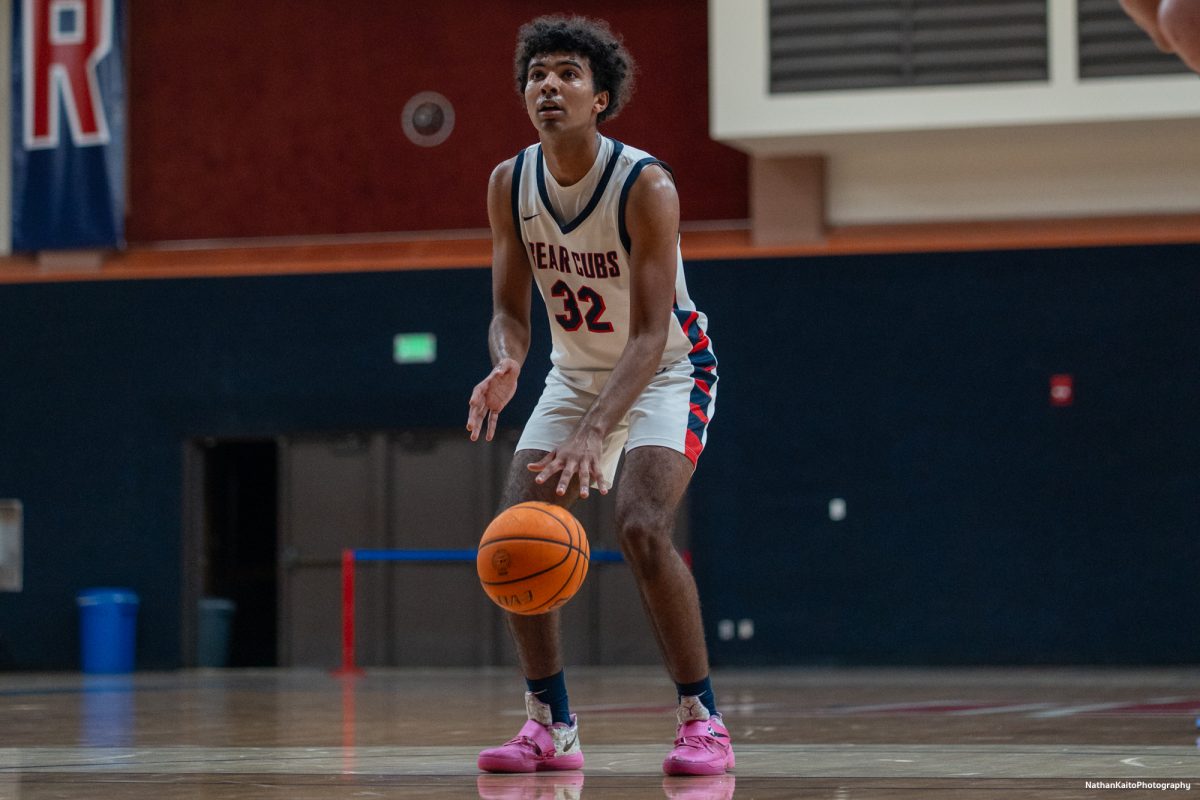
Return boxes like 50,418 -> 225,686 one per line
1,666 -> 1197,799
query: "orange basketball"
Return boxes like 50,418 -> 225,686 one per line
477,501 -> 590,615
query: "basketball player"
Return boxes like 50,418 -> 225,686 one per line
465,15 -> 731,778
1121,0 -> 1200,72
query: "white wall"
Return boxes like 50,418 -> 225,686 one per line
807,119 -> 1200,225
711,0 -> 1200,224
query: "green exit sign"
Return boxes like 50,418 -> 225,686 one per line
393,333 -> 437,364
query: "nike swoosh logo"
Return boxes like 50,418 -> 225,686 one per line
558,732 -> 578,752
522,213 -> 541,221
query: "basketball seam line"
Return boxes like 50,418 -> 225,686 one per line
525,528 -> 586,613
478,544 -> 578,586
478,537 -> 589,559
521,502 -> 575,544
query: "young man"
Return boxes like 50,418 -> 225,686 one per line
1121,0 -> 1200,72
465,15 -> 731,778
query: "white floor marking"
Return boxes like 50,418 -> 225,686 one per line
946,703 -> 1056,716
1031,702 -> 1127,718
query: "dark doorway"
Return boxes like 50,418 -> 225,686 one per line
202,440 -> 279,666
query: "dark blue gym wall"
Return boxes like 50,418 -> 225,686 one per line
1,245 -> 1197,669
0,268 -> 529,670
696,246 -> 1199,666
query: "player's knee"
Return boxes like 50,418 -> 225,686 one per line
500,450 -> 574,509
616,508 -> 675,573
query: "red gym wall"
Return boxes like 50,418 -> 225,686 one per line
127,1 -> 748,242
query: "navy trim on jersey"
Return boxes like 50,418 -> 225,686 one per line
672,305 -> 717,464
535,140 -> 625,234
511,149 -> 527,246
617,157 -> 674,254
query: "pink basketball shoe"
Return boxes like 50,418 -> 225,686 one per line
477,692 -> 584,773
662,696 -> 735,776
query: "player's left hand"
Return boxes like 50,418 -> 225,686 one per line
527,428 -> 610,499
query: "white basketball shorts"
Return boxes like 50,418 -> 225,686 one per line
515,357 -> 717,487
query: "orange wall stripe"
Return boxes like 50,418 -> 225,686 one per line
2,215 -> 1198,285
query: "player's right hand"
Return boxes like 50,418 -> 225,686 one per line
467,358 -> 520,442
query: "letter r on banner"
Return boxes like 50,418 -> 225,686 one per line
23,0 -> 113,149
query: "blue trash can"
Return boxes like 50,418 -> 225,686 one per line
76,588 -> 139,674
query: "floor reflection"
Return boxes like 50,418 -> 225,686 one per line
80,676 -> 135,748
474,772 -> 737,800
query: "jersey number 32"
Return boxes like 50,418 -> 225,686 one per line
551,280 -> 613,333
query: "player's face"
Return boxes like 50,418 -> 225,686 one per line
524,53 -> 609,134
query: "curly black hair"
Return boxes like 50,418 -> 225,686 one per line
514,15 -> 636,123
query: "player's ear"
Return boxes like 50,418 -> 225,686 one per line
593,90 -> 610,117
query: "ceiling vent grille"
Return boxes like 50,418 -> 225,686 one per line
770,0 -> 1049,94
1078,0 -> 1191,78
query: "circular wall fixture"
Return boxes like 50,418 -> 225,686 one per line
402,91 -> 455,147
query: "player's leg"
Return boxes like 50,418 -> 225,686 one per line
478,449 -> 585,774
615,446 -> 707,683
616,446 -> 734,776
480,366 -> 624,774
499,449 -> 576,716
478,454 -> 582,772
497,390 -> 622,715
1159,0 -> 1200,72
616,349 -> 729,775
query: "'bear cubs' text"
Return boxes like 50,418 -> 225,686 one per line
529,242 -> 620,279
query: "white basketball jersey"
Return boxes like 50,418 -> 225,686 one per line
511,136 -> 712,374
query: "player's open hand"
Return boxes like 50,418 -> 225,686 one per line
527,427 -> 610,499
467,359 -> 520,442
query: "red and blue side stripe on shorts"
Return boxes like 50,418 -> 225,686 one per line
672,305 -> 717,465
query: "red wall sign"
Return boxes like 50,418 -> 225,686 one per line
1050,374 -> 1074,407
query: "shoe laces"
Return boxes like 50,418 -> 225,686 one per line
673,719 -> 724,752
675,734 -> 723,752
502,732 -> 546,755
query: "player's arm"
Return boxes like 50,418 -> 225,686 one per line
529,165 -> 680,496
467,158 -> 533,443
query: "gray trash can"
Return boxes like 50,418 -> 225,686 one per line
197,596 -> 236,667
